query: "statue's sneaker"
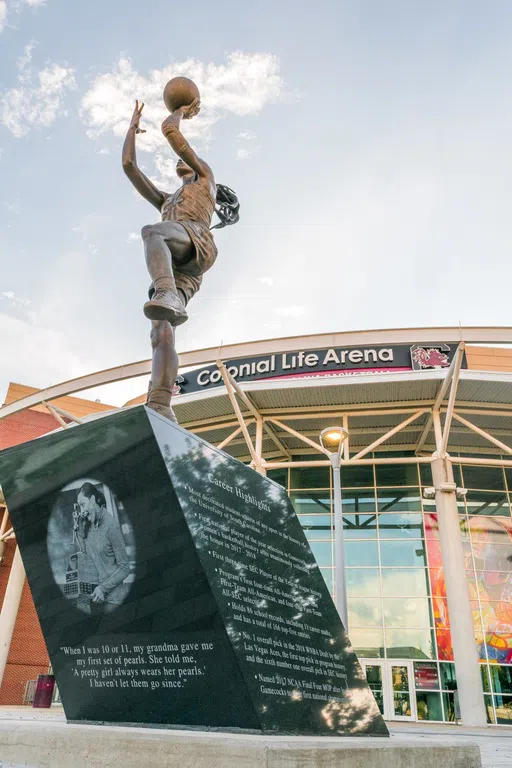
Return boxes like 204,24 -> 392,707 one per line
144,288 -> 188,325
146,401 -> 178,423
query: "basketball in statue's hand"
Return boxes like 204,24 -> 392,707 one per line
163,76 -> 200,113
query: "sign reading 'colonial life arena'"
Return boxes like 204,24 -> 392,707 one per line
174,343 -> 467,394
0,407 -> 387,736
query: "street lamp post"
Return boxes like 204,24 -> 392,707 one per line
319,427 -> 349,632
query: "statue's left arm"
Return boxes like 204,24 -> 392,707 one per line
161,100 -> 213,181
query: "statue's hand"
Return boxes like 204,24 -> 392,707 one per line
130,100 -> 146,134
179,97 -> 201,120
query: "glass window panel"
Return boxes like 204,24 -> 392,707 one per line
494,695 -> 512,725
349,629 -> 384,658
289,464 -> 330,489
298,514 -> 332,531
304,528 -> 332,541
378,513 -> 424,538
309,541 -> 332,567
375,463 -> 419,487
377,488 -> 422,512
266,467 -> 288,489
473,573 -> 511,598
481,665 -> 491,692
432,597 -> 450,629
442,692 -> 457,722
320,568 -> 333,593
385,628 -> 436,659
344,540 -> 379,567
341,490 -> 377,514
440,662 -> 457,690
472,545 -> 512,572
347,597 -> 382,627
346,568 -> 381,597
420,463 -> 433,488
340,464 -> 374,488
416,691 -> 443,720
435,629 -> 454,661
468,517 -> 512,546
390,664 -> 412,716
414,662 -> 439,690
382,598 -> 432,628
381,568 -> 430,597
364,665 -> 384,714
290,491 -> 331,516
423,511 -> 439,538
342,514 -> 377,539
490,665 -> 512,695
462,465 -> 505,492
380,540 -> 427,568
452,464 -> 463,487
485,695 -> 496,724
465,490 -> 510,517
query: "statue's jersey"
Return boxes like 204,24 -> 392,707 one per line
160,177 -> 218,280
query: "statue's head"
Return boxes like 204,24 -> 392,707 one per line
176,158 -> 194,181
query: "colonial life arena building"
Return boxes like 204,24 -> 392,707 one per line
1,326 -> 512,727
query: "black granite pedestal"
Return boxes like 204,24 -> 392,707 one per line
0,406 -> 387,736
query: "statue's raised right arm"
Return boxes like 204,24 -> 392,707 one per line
122,100 -> 165,211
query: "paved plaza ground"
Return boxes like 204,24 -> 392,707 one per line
391,722 -> 512,768
0,707 -> 510,767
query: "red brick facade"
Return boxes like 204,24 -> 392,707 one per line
0,409 -> 61,704
0,541 -> 49,705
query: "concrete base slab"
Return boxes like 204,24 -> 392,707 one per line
0,720 -> 481,768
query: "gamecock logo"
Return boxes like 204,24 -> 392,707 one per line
410,344 -> 451,370
172,374 -> 186,395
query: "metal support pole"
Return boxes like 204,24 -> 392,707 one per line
266,417 -> 329,455
331,454 -> 348,631
342,415 -> 350,461
433,409 -> 443,452
431,457 -> 487,726
350,410 -> 428,462
0,546 -> 26,688
452,412 -> 512,456
440,344 -> 465,457
254,418 -> 266,475
217,363 -> 259,465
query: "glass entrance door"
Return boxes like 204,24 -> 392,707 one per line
361,660 -> 416,721
363,662 -> 385,716
389,663 -> 414,720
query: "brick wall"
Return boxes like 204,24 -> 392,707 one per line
0,409 -> 58,705
0,532 -> 50,705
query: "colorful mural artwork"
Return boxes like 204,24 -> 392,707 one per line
424,513 -> 453,661
465,516 -> 512,663
424,512 -> 512,664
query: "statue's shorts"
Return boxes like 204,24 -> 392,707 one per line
148,220 -> 218,306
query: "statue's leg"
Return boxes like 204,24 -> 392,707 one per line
141,221 -> 193,326
146,319 -> 178,423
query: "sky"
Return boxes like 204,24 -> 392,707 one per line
2,0 -> 512,406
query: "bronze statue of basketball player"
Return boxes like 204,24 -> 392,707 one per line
122,91 -> 238,422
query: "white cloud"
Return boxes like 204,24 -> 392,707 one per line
0,0 -> 48,35
236,129 -> 260,160
0,2 -> 7,33
1,52 -> 76,137
80,52 -> 285,186
1,290 -> 31,307
275,306 -> 305,318
126,232 -> 139,243
17,39 -> 36,74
